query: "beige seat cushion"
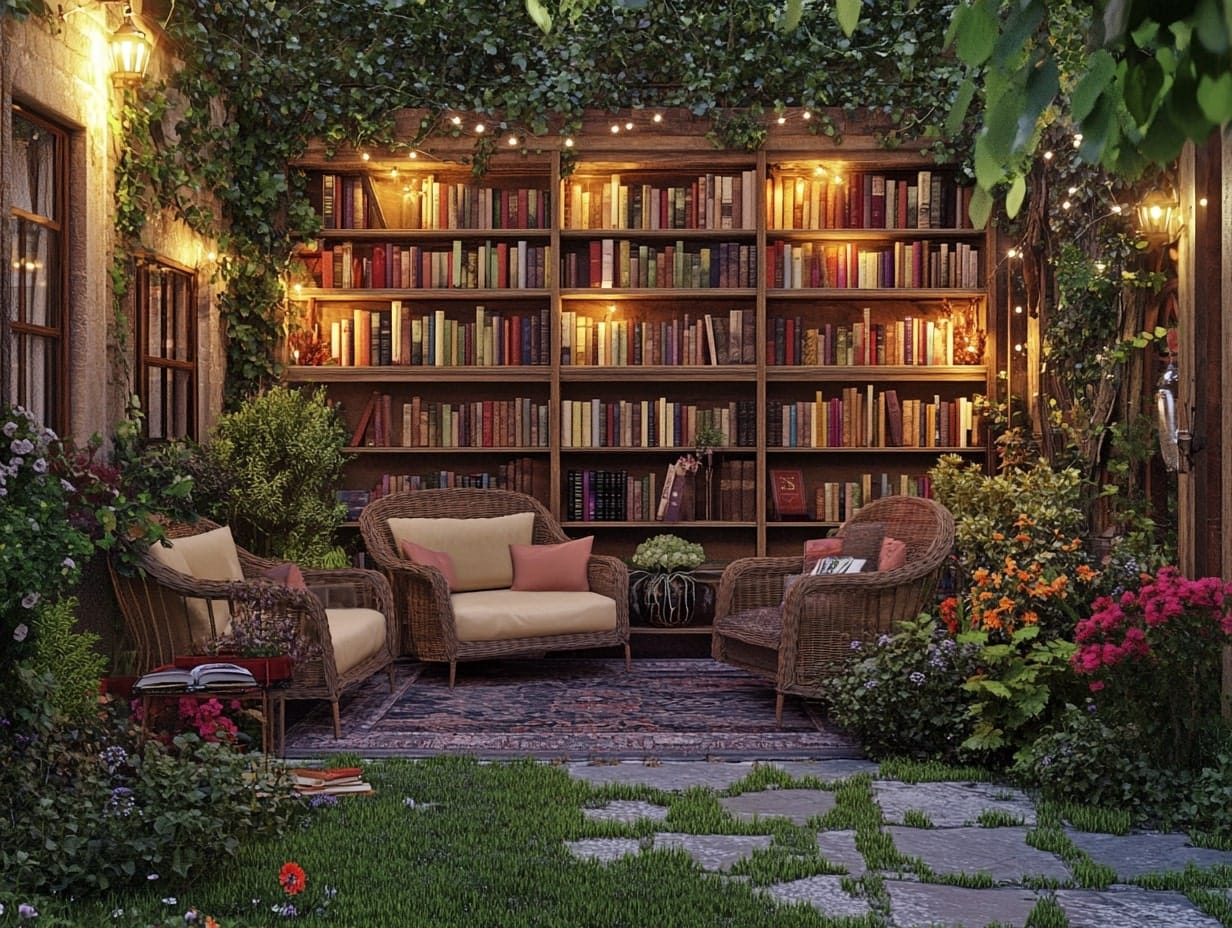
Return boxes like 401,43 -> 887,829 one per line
450,590 -> 617,641
325,607 -> 389,674
148,525 -> 245,645
386,512 -> 535,592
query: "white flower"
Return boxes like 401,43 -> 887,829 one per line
10,438 -> 33,455
2,421 -> 16,437
21,592 -> 40,609
13,624 -> 28,642
62,557 -> 76,569
32,457 -> 48,474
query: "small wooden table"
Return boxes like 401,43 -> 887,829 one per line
138,684 -> 277,754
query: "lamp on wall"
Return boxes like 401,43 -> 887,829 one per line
109,3 -> 151,87
1137,189 -> 1182,244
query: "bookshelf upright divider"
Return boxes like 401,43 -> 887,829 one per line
286,126 -> 993,579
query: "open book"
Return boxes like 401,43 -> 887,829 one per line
809,555 -> 867,575
133,662 -> 259,693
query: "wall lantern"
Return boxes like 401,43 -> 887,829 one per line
109,3 -> 151,87
1137,189 -> 1182,244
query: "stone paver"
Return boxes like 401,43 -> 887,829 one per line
1064,829 -> 1232,880
1054,886 -> 1225,927
883,881 -> 1040,928
719,787 -> 837,825
652,832 -> 773,871
565,836 -> 643,864
874,780 -> 1037,827
887,825 -> 1071,883
559,761 -> 1232,927
816,829 -> 865,876
582,798 -> 668,824
763,874 -> 872,918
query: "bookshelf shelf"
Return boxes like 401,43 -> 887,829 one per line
289,127 -> 993,569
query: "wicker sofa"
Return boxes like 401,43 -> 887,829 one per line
712,495 -> 956,724
360,488 -> 630,685
109,519 -> 397,739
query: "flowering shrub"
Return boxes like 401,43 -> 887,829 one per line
0,405 -> 96,666
825,615 -> 986,762
939,519 -> 1102,641
630,533 -> 705,573
1072,566 -> 1232,769
209,593 -> 320,664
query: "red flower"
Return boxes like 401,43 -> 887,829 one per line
279,861 -> 306,895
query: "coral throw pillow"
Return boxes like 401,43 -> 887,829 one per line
803,537 -> 843,574
399,538 -> 459,591
262,562 -> 307,589
879,536 -> 908,572
510,536 -> 594,592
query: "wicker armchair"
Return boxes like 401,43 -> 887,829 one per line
109,519 -> 397,739
712,495 -> 956,725
360,488 -> 630,683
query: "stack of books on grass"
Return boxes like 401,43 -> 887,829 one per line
288,766 -> 373,796
133,662 -> 258,693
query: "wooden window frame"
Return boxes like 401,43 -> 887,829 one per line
5,105 -> 70,433
134,253 -> 198,441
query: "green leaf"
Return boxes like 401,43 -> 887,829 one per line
945,78 -> 977,137
835,0 -> 861,37
1197,71 -> 1232,123
968,184 -> 994,230
779,0 -> 805,32
955,0 -> 998,67
1123,58 -> 1166,127
1071,49 -> 1116,122
525,0 -> 552,34
1005,173 -> 1027,218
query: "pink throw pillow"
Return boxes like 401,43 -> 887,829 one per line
398,538 -> 459,591
510,536 -> 593,592
262,562 -> 307,590
803,537 -> 843,573
879,536 -> 907,571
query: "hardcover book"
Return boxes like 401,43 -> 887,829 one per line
134,662 -> 258,693
770,468 -> 808,519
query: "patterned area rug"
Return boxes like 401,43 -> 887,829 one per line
282,658 -> 863,761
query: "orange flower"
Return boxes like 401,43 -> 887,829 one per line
1022,610 -> 1039,625
1015,533 -> 1031,543
1076,564 -> 1099,582
992,532 -> 1005,541
279,861 -> 306,895
205,918 -> 220,928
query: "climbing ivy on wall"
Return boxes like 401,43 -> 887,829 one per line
27,0 -> 973,404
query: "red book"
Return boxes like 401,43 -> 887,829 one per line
770,468 -> 807,519
371,244 -> 386,290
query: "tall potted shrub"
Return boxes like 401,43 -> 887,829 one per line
202,386 -> 350,566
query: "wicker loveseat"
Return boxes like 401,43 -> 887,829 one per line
712,495 -> 955,724
360,488 -> 630,685
109,519 -> 397,739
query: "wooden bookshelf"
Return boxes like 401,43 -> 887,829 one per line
286,121 -> 993,571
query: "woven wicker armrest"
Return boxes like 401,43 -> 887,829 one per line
717,555 -> 804,616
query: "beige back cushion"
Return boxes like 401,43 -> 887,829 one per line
148,525 -> 245,646
386,513 -> 535,592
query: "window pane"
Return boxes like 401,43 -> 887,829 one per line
8,332 -> 59,425
11,111 -> 58,219
8,217 -> 61,328
136,259 -> 197,440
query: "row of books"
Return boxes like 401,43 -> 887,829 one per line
326,305 -> 551,368
560,309 -> 756,367
562,240 -> 756,290
336,459 -> 551,516
559,399 -> 757,450
319,173 -> 553,231
766,240 -> 982,290
767,313 -> 968,367
316,240 -> 550,290
766,171 -> 973,231
813,474 -> 935,523
766,391 -> 979,449
563,171 -> 760,231
350,392 -> 550,449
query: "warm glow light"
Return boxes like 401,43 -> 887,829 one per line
1014,305 -> 1023,314
610,124 -> 620,134
408,151 -> 418,160
652,113 -> 663,123
1199,197 -> 1208,207
1007,247 -> 1019,258
1043,150 -> 1053,160
1111,204 -> 1122,213
564,137 -> 575,147
625,121 -> 634,130
776,115 -> 787,124
507,135 -> 519,146
361,151 -> 370,161
802,111 -> 811,120
110,4 -> 151,87
474,123 -> 485,133
450,115 -> 462,125
1137,189 -> 1181,241
1072,133 -> 1083,148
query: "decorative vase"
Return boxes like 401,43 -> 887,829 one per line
630,570 -> 706,628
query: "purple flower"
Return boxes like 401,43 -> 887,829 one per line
19,902 -> 38,918
909,671 -> 926,685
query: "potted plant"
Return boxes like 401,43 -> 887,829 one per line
628,533 -> 708,627
181,591 -> 320,686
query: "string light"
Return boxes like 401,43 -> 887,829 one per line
1199,197 -> 1208,207
507,135 -> 519,146
360,151 -> 370,161
473,123 -> 485,134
